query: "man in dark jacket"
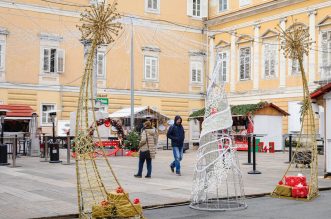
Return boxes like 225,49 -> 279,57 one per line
167,115 -> 185,176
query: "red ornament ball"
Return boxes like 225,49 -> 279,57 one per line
116,187 -> 124,193
104,120 -> 111,127
133,198 -> 140,204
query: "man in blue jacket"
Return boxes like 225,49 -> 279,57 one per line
167,115 -> 185,176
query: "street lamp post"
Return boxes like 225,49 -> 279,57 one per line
50,112 -> 56,143
0,110 -> 10,165
49,112 -> 60,163
0,110 -> 6,144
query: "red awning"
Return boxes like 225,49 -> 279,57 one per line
0,105 -> 35,118
311,82 -> 331,99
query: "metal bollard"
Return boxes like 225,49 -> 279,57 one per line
243,135 -> 252,165
289,134 -> 292,162
63,135 -> 72,165
41,136 -> 49,162
285,134 -> 293,163
248,135 -> 261,174
12,135 -> 17,168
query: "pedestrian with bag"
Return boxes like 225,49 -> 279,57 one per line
134,121 -> 157,178
167,115 -> 185,176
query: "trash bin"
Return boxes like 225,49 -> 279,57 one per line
49,143 -> 61,163
0,144 -> 10,165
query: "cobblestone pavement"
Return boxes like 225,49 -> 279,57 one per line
0,149 -> 330,218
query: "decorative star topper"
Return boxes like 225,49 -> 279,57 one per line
276,19 -> 312,60
78,1 -> 122,45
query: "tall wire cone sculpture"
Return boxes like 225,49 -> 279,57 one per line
190,57 -> 247,211
75,1 -> 144,218
271,21 -> 318,201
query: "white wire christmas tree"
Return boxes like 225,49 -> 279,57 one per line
190,56 -> 247,211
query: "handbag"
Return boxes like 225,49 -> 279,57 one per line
144,131 -> 151,159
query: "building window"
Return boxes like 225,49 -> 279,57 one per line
263,43 -> 278,78
218,51 -> 228,82
97,52 -> 105,78
41,104 -> 55,124
291,59 -> 300,75
239,47 -> 251,80
42,48 -> 65,74
192,0 -> 201,17
239,0 -> 251,7
90,0 -> 104,5
321,31 -> 331,80
191,60 -> 203,83
144,56 -> 158,80
219,0 -> 228,12
0,42 -> 4,71
146,0 -> 159,11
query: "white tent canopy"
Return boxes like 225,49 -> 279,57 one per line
109,106 -> 169,120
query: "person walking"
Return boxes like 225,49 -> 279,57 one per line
167,115 -> 185,176
134,121 -> 157,178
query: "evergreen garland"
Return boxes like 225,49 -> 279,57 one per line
188,101 -> 269,118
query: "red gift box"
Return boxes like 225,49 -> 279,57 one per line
292,185 -> 308,198
285,175 -> 307,187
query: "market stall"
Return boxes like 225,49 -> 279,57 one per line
311,82 -> 331,176
231,102 -> 289,151
109,106 -> 170,134
0,104 -> 39,156
189,102 -> 289,151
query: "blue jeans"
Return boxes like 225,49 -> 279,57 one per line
170,146 -> 183,174
137,151 -> 152,176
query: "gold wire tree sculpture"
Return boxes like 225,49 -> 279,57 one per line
271,21 -> 319,200
75,1 -> 144,218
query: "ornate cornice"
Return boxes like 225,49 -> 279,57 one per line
39,33 -> 63,42
207,0 -> 305,26
0,27 -> 9,35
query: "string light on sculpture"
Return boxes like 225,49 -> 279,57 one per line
190,56 -> 247,211
74,1 -> 144,218
271,20 -> 319,201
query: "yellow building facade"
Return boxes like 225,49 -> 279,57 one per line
1,0 -> 331,141
0,0 -> 208,142
208,0 -> 331,134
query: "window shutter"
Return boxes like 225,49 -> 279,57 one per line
151,58 -> 156,79
192,69 -> 196,82
43,48 -> 50,72
223,0 -> 228,10
97,52 -> 104,77
57,49 -> 65,73
321,32 -> 328,69
197,69 -> 201,82
263,44 -> 268,77
187,0 -> 193,16
0,44 -> 2,69
201,0 -> 208,18
270,45 -> 276,76
153,0 -> 157,9
50,49 -> 56,73
145,57 -> 151,79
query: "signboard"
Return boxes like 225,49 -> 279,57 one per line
96,97 -> 109,105
57,120 -> 70,137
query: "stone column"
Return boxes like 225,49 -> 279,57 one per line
308,10 -> 317,85
230,31 -> 236,92
279,18 -> 287,88
253,24 -> 261,90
